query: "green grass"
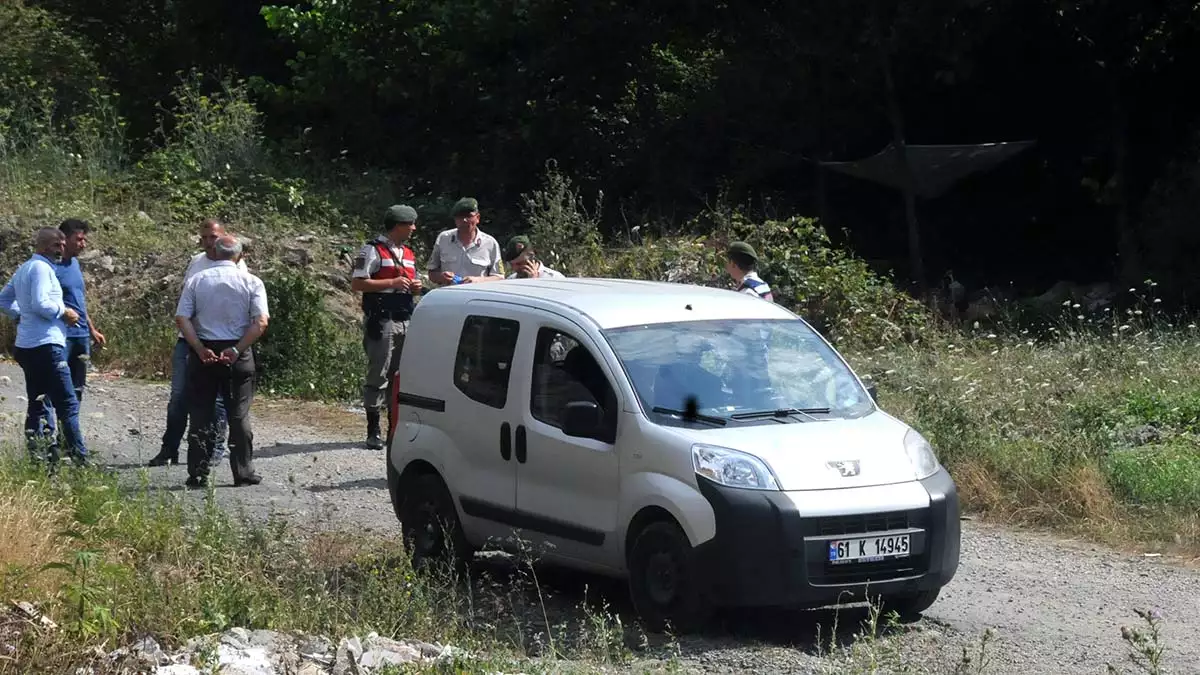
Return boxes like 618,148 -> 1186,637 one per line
849,319 -> 1200,553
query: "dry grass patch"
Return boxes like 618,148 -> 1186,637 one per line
0,484 -> 70,598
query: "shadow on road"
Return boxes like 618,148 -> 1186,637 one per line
307,477 -> 387,493
255,441 -> 356,459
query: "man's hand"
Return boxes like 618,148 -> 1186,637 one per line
197,347 -> 219,364
390,276 -> 412,292
410,276 -> 423,293
90,327 -> 106,347
219,347 -> 239,364
433,270 -> 455,285
63,308 -> 80,326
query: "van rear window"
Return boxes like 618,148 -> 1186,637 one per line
453,315 -> 521,408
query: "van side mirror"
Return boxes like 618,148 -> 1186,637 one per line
866,383 -> 878,403
562,400 -> 603,438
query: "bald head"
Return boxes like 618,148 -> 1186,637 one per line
199,218 -> 226,256
34,228 -> 66,261
212,235 -> 243,261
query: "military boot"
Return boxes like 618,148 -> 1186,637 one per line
365,410 -> 384,450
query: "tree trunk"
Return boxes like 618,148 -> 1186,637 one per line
872,4 -> 927,301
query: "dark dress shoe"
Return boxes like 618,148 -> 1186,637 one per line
235,474 -> 263,487
148,451 -> 179,467
184,475 -> 210,489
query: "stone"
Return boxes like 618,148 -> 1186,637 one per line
359,644 -> 422,667
248,629 -> 284,648
296,234 -> 317,243
223,627 -> 252,649
284,247 -> 312,266
298,635 -> 334,657
332,637 -> 363,675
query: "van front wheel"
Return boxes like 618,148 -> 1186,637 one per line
627,520 -> 712,634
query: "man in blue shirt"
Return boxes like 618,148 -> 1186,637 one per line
25,219 -> 107,446
0,227 -> 91,466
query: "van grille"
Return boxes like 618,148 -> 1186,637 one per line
814,509 -> 925,537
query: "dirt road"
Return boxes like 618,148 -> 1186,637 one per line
2,360 -> 1197,674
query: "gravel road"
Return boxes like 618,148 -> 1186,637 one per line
2,359 -> 1198,674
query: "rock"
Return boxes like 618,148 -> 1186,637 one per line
129,636 -> 168,665
333,637 -> 363,675
1124,424 -> 1161,447
0,376 -> 9,386
81,254 -> 116,273
222,628 -> 252,649
296,234 -> 317,243
284,247 -> 312,266
247,629 -> 285,648
136,211 -> 153,224
324,272 -> 351,292
298,635 -> 334,657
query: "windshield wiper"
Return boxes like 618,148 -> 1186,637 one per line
729,407 -> 831,422
651,406 -> 728,426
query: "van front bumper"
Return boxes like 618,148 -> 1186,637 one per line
693,468 -> 961,609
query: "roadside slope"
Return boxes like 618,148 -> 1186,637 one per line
1,360 -> 1197,674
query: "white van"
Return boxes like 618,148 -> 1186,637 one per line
387,278 -> 960,631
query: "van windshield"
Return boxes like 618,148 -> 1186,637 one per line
602,319 -> 874,424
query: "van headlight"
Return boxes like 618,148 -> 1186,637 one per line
692,444 -> 780,491
903,429 -> 940,480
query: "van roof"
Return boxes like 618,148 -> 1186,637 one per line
419,278 -> 796,329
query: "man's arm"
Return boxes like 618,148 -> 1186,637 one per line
426,235 -> 457,286
220,277 -> 270,363
349,245 -> 409,292
0,279 -> 19,321
174,278 -> 211,359
29,262 -> 65,321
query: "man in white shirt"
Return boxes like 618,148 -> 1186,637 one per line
175,235 -> 269,489
502,235 -> 564,279
148,218 -> 248,467
425,197 -> 505,286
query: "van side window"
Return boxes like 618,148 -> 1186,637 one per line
453,315 -> 521,409
530,327 -> 617,442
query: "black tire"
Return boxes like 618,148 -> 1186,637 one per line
399,472 -> 472,574
627,520 -> 713,634
881,587 -> 940,620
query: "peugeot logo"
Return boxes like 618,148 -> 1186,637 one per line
826,460 -> 861,477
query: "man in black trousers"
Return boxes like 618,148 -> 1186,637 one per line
174,235 -> 270,488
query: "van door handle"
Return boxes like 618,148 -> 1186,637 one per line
500,422 -> 512,461
515,425 -> 527,464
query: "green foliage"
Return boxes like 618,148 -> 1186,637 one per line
1107,443 -> 1200,509
256,270 -> 363,401
519,160 -> 605,275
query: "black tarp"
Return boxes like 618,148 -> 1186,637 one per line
821,141 -> 1036,198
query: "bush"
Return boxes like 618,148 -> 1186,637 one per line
255,270 -> 363,401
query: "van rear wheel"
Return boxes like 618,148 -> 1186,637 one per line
400,473 -> 471,574
627,520 -> 712,633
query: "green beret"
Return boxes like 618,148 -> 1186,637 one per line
727,241 -> 759,261
503,235 -> 532,262
452,197 -> 479,216
383,204 -> 418,227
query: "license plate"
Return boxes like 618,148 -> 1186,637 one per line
828,533 -> 911,564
